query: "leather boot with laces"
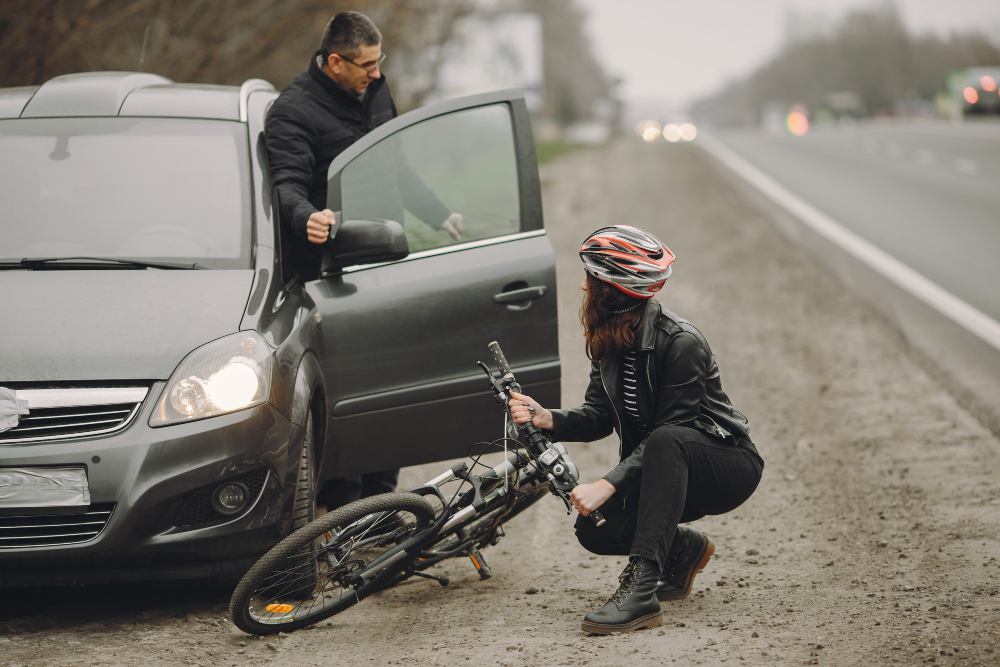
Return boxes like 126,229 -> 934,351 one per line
656,526 -> 715,601
581,557 -> 662,635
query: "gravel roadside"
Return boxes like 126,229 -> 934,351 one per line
2,140 -> 998,667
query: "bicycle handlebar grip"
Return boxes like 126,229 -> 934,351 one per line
488,341 -> 513,376
590,510 -> 607,527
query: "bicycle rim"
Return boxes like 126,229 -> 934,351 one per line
229,492 -> 436,635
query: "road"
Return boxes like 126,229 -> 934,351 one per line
2,140 -> 999,666
711,121 -> 1000,320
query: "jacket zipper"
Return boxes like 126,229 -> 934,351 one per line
645,351 -> 655,417
600,365 -> 625,461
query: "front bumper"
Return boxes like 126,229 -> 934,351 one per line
0,384 -> 305,584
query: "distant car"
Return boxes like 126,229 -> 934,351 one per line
950,67 -> 1000,117
0,72 -> 560,584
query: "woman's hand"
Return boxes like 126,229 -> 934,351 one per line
569,479 -> 616,517
507,390 -> 554,430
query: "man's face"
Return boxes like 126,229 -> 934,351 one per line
327,43 -> 383,95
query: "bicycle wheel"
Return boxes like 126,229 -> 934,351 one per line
230,492 -> 436,635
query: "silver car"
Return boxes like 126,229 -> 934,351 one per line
0,72 -> 560,583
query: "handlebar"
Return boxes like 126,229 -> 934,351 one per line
486,341 -> 605,528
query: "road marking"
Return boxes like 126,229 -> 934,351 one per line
955,158 -> 978,175
699,134 -> 1000,353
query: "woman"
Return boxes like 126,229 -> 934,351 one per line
509,225 -> 764,635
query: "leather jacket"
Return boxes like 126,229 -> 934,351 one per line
549,299 -> 757,490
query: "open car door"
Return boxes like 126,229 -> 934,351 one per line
310,90 -> 560,478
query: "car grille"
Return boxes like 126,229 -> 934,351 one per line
0,387 -> 148,443
0,503 -> 115,548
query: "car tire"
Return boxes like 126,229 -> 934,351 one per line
291,407 -> 316,531
283,406 -> 317,598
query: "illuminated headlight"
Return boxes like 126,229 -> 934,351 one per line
150,331 -> 272,426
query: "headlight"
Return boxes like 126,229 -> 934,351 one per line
150,331 -> 272,427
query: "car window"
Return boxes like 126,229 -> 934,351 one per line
339,104 -> 520,253
0,118 -> 251,268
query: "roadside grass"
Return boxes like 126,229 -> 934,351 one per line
535,140 -> 591,165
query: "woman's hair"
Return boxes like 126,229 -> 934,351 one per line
581,273 -> 644,361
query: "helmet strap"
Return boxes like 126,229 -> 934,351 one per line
610,302 -> 643,314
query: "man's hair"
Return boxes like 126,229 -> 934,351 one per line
320,11 -> 382,57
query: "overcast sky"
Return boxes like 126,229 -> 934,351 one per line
578,0 -> 1000,116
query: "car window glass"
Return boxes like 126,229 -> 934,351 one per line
0,118 -> 251,268
339,104 -> 520,253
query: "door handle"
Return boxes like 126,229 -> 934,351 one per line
493,285 -> 546,311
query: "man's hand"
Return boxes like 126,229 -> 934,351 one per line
306,209 -> 337,244
508,390 -> 553,430
569,480 -> 616,518
441,212 -> 464,241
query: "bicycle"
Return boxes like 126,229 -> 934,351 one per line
229,341 -> 604,635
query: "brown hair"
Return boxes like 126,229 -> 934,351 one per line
581,273 -> 645,361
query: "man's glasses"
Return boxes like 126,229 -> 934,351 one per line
336,52 -> 386,74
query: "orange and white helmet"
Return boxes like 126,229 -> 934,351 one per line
579,225 -> 676,299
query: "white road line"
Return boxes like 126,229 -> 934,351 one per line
699,134 -> 1000,353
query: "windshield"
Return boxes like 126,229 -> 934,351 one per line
0,117 -> 251,268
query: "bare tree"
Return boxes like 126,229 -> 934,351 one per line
691,3 -> 1000,125
0,0 -> 475,111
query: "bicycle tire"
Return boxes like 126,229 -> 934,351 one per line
230,492 -> 436,635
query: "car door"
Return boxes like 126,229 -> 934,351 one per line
309,90 -> 560,478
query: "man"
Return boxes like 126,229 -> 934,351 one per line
266,10 -> 463,283
265,11 -> 462,509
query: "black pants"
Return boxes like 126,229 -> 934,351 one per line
316,468 -> 399,510
575,425 -> 763,569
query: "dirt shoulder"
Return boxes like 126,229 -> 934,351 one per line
3,140 -> 998,667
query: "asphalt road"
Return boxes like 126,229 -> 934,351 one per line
713,121 -> 1000,320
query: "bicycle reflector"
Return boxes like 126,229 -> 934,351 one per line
265,603 -> 294,614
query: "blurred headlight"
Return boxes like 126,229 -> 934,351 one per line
679,123 -> 698,142
786,108 -> 810,136
663,124 -> 682,142
150,331 -> 272,426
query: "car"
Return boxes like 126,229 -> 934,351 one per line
0,72 -> 560,584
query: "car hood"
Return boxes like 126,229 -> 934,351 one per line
0,270 -> 255,381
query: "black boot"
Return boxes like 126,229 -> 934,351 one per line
656,526 -> 715,601
581,557 -> 662,635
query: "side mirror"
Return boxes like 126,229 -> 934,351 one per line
320,218 -> 409,276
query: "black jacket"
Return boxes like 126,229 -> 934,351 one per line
265,52 -> 449,280
549,300 -> 758,490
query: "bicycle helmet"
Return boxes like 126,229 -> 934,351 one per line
579,225 -> 676,299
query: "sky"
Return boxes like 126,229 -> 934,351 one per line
578,0 -> 1000,117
